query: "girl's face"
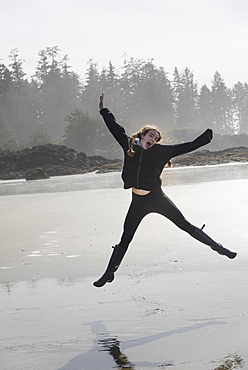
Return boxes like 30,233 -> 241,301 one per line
140,129 -> 160,150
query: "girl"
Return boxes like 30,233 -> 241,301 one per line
93,94 -> 237,288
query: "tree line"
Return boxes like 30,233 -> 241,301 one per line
1,46 -> 248,155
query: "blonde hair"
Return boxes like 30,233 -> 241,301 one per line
127,125 -> 172,167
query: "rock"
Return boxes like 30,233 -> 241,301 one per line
77,152 -> 87,163
16,144 -> 78,170
87,155 -> 115,165
0,144 -> 122,180
25,168 -> 50,180
172,146 -> 248,167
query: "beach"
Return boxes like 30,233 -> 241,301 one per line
0,164 -> 248,370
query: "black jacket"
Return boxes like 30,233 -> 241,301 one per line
100,108 -> 213,191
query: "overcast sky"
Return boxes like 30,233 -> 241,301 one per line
1,0 -> 248,87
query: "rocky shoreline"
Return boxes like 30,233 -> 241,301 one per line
0,144 -> 248,180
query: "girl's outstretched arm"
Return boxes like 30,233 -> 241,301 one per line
167,129 -> 213,158
99,94 -> 129,151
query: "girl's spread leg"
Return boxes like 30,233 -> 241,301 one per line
119,192 -> 151,249
93,245 -> 127,287
155,191 -> 237,259
192,227 -> 237,259
93,192 -> 151,288
155,191 -> 196,235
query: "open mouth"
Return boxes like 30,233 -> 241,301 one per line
146,141 -> 152,149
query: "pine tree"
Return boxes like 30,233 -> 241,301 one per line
232,82 -> 248,134
173,67 -> 198,128
198,84 -> 213,129
34,46 -> 82,141
81,60 -> 101,118
133,59 -> 174,130
63,109 -> 101,153
8,49 -> 34,144
99,62 -> 122,114
0,64 -> 18,149
211,71 -> 233,133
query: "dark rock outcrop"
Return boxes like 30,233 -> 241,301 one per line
172,146 -> 248,167
0,144 -> 122,180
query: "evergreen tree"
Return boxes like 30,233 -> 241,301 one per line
63,109 -> 102,153
0,52 -> 38,148
0,64 -> 13,145
8,48 -> 26,89
232,82 -> 248,134
118,57 -> 144,130
198,84 -> 213,129
211,71 -> 233,133
173,67 -> 198,128
99,61 -> 122,114
116,58 -> 174,132
34,46 -> 82,141
133,59 -> 174,130
81,60 -> 101,118
8,49 -> 35,144
0,64 -> 18,150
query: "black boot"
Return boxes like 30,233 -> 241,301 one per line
93,245 -> 127,287
192,228 -> 237,259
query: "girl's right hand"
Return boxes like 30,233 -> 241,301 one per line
99,93 -> 104,110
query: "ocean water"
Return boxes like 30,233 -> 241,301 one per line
1,162 -> 248,196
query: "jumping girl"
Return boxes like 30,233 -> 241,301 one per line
93,93 -> 237,288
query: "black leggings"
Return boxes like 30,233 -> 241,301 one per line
119,189 -> 197,250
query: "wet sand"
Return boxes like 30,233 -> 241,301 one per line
0,167 -> 248,370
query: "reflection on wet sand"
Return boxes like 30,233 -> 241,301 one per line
99,337 -> 136,369
58,320 -> 231,369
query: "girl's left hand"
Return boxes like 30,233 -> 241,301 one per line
99,93 -> 104,110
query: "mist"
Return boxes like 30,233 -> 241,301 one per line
1,48 -> 248,156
